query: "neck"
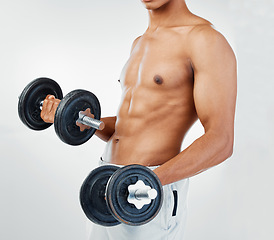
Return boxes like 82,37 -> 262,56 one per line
147,0 -> 191,30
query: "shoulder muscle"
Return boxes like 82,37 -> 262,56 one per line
188,25 -> 236,72
130,36 -> 142,54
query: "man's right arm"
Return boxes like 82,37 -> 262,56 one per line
41,95 -> 116,142
40,35 -> 142,143
95,116 -> 116,142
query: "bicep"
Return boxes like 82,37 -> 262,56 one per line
191,29 -> 237,133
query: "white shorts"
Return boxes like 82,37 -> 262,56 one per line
86,159 -> 189,240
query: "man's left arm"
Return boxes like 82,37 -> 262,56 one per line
154,27 -> 237,186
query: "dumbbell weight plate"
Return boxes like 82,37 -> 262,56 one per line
106,165 -> 163,226
80,165 -> 121,226
54,89 -> 101,146
18,78 -> 63,130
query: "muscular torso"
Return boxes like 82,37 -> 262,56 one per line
104,25 -> 203,166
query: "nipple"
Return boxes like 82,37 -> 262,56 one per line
154,75 -> 163,85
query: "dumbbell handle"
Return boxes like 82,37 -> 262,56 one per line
40,100 -> 105,131
77,111 -> 105,131
135,188 -> 157,200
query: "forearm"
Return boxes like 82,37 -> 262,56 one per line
153,130 -> 233,186
95,116 -> 117,142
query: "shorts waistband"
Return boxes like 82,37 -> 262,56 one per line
99,157 -> 160,170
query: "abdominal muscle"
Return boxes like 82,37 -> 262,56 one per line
102,85 -> 197,166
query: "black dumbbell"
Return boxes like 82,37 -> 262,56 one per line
80,164 -> 163,226
18,77 -> 104,145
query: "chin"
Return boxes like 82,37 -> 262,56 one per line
141,0 -> 170,10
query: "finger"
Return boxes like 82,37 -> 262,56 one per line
41,95 -> 54,115
45,95 -> 55,100
45,99 -> 54,114
42,99 -> 55,123
40,98 -> 49,120
51,99 -> 61,114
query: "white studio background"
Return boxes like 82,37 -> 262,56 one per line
0,0 -> 273,239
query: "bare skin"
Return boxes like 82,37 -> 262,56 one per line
41,0 -> 237,186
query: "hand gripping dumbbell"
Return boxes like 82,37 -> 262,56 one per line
18,77 -> 104,145
80,164 -> 163,226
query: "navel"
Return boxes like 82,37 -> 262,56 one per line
154,75 -> 163,85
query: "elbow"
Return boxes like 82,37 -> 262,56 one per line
225,142 -> 234,159
204,128 -> 234,167
222,133 -> 234,160
209,129 -> 234,164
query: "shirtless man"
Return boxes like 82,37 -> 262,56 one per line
41,0 -> 237,239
